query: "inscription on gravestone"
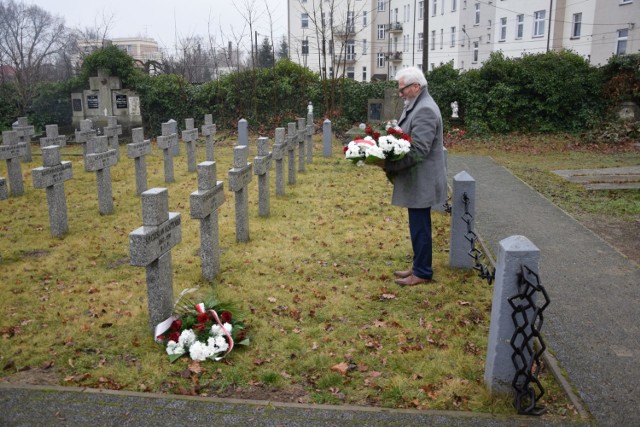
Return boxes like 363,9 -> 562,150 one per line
87,95 -> 99,109
32,145 -> 73,236
190,161 -> 225,281
40,125 -> 67,148
228,145 -> 252,242
129,188 -> 181,333
0,130 -> 26,196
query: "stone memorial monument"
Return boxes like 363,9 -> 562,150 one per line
157,121 -> 179,183
272,127 -> 286,196
228,145 -> 252,242
182,118 -> 199,173
12,117 -> 35,162
85,135 -> 118,214
40,125 -> 67,148
0,131 -> 26,196
127,128 -> 152,195
201,114 -> 216,161
254,137 -> 272,217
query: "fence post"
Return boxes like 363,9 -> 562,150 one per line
449,170 -> 475,269
322,119 -> 332,157
484,235 -> 540,394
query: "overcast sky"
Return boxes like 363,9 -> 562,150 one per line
31,0 -> 288,55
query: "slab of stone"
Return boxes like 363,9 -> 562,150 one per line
553,166 -> 640,190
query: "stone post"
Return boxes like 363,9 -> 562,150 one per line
12,117 -> 34,162
228,145 -> 252,242
40,125 -> 66,148
322,119 -> 332,157
190,161 -> 225,281
238,119 -> 248,147
31,145 -> 73,236
104,116 -> 123,161
85,135 -> 118,215
449,171 -> 475,269
127,128 -> 152,195
157,121 -> 179,183
75,119 -> 97,167
272,128 -> 286,196
297,117 -> 306,173
0,131 -> 26,196
182,118 -> 199,173
129,188 -> 182,334
254,137 -> 272,217
484,235 -> 541,395
202,114 -> 216,161
287,122 -> 296,185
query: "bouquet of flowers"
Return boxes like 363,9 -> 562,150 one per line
155,295 -> 250,363
344,121 -> 411,165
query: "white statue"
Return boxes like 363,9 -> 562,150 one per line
308,101 -> 313,114
451,101 -> 459,119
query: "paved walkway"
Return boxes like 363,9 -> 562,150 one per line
2,155 -> 638,426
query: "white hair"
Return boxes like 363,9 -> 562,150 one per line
395,67 -> 428,89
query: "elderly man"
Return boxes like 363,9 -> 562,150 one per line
383,67 -> 448,286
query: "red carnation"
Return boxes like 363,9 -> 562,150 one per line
402,134 -> 412,142
170,319 -> 182,331
373,132 -> 381,141
386,127 -> 397,135
343,145 -> 348,154
197,312 -> 209,323
221,311 -> 233,323
168,331 -> 180,342
365,126 -> 373,135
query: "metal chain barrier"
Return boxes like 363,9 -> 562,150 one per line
461,192 -> 495,285
508,264 -> 551,415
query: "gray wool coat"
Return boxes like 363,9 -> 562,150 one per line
383,88 -> 448,209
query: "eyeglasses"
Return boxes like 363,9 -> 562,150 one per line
398,83 -> 416,95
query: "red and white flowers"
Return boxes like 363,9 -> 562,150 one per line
344,121 -> 411,165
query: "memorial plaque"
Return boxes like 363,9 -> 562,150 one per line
87,95 -> 99,109
72,98 -> 83,112
115,94 -> 128,109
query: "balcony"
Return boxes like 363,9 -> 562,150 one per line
387,51 -> 403,62
387,22 -> 403,33
334,25 -> 356,38
334,53 -> 357,64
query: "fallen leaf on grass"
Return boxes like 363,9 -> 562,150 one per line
330,362 -> 350,376
188,361 -> 203,374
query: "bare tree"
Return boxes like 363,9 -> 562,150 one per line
0,0 -> 67,113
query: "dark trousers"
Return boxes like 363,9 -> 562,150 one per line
408,207 -> 433,279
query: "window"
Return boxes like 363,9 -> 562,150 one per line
516,14 -> 524,39
431,30 -> 436,50
347,11 -> 355,33
432,0 -> 437,16
617,29 -> 628,54
377,52 -> 385,67
572,13 -> 582,38
419,1 -> 423,19
441,0 -> 445,15
377,24 -> 386,39
362,39 -> 368,54
452,0 -> 457,11
620,0 -> 633,4
378,0 -> 385,11
451,26 -> 456,46
440,29 -> 444,49
404,5 -> 410,22
474,3 -> 480,25
499,17 -> 507,41
418,32 -> 423,51
362,66 -> 367,81
302,39 -> 309,55
302,13 -> 309,28
473,41 -> 479,62
533,10 -> 545,37
461,24 -> 466,45
347,66 -> 355,80
321,12 -> 326,27
346,41 -> 355,60
363,11 -> 368,27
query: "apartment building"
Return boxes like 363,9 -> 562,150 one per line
73,38 -> 163,73
287,0 -> 639,81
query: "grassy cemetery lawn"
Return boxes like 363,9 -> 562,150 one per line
2,132 -> 636,420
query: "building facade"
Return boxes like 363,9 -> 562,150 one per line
73,38 -> 163,74
287,0 -> 639,81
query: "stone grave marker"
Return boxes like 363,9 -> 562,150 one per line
190,161 -> 225,281
228,145 -> 252,242
12,117 -> 35,162
254,137 -> 272,217
31,145 -> 73,236
287,122 -> 297,185
0,177 -> 7,200
201,114 -> 216,161
182,118 -> 199,173
75,119 -> 97,167
0,131 -> 26,196
306,110 -> 314,163
127,128 -> 152,195
166,119 -> 179,156
157,121 -> 179,183
272,127 -> 286,196
322,119 -> 332,157
238,119 -> 248,147
297,117 -> 306,172
104,116 -> 123,161
85,135 -> 117,214
129,188 -> 182,334
40,125 -> 67,148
